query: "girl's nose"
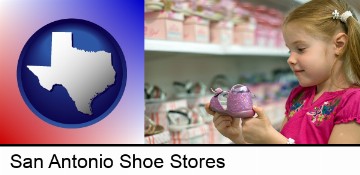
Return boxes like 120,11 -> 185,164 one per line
287,52 -> 297,65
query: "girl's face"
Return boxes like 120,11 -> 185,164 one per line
283,22 -> 337,87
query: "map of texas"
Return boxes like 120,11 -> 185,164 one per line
27,32 -> 115,115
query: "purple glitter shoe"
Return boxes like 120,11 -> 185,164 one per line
210,84 -> 255,118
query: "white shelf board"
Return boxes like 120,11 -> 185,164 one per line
145,39 -> 224,55
226,45 -> 289,56
145,39 -> 289,57
293,0 -> 309,4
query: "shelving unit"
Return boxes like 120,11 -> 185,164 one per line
145,39 -> 289,144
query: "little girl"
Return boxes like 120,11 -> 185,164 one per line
205,0 -> 360,144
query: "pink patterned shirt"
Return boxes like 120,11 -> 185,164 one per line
280,86 -> 360,144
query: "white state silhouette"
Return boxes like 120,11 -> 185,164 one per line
27,32 -> 115,115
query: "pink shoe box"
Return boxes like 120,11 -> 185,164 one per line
145,11 -> 184,40
266,21 -> 279,48
145,99 -> 188,130
145,130 -> 171,144
276,31 -> 286,48
183,16 -> 210,43
265,8 -> 284,48
274,18 -> 285,48
210,21 -> 234,45
170,124 -> 209,144
232,2 -> 256,46
233,19 -> 256,46
254,19 -> 270,47
254,6 -> 271,47
267,28 -> 279,48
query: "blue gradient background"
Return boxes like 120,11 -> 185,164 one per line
0,0 -> 144,143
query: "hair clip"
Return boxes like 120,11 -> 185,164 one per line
332,10 -> 340,20
332,10 -> 352,23
340,11 -> 353,23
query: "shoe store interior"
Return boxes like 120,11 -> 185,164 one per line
144,0 -> 360,144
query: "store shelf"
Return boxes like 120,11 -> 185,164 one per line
145,39 -> 289,57
226,45 -> 289,56
145,39 -> 224,55
293,0 -> 309,4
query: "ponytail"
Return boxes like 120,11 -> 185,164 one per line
343,16 -> 360,85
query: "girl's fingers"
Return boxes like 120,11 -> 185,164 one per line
214,116 -> 232,129
204,103 -> 215,115
213,113 -> 232,124
217,120 -> 231,129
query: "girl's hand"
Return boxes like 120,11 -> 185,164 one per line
241,106 -> 276,143
205,103 -> 246,143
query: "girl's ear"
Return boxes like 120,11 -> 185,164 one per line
334,32 -> 348,56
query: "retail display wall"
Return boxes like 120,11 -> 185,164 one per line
144,0 -> 300,144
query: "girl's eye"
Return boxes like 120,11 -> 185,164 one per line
298,48 -> 305,52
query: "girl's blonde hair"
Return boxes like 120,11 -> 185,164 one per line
283,0 -> 360,85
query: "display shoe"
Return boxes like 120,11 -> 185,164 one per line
145,116 -> 164,136
210,84 -> 255,118
145,83 -> 166,102
145,4 -> 164,12
197,104 -> 213,123
173,81 -> 207,98
171,1 -> 192,16
209,74 -> 232,93
167,107 -> 203,131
